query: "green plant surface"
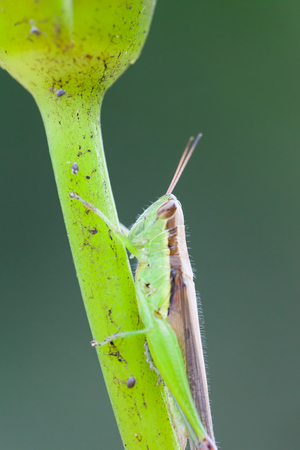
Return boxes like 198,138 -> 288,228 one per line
0,1 -> 181,448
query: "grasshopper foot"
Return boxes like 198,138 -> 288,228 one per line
90,335 -> 117,347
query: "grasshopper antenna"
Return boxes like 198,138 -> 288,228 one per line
166,133 -> 202,195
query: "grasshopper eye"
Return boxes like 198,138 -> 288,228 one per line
156,200 -> 177,219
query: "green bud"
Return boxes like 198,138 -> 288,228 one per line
0,0 -> 156,99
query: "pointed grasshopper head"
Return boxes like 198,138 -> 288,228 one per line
128,194 -> 181,249
129,134 -> 202,250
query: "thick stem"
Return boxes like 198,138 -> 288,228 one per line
36,91 -> 180,449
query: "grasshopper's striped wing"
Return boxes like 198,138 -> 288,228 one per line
168,268 -> 215,443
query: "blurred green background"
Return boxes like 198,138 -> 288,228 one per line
1,1 -> 300,449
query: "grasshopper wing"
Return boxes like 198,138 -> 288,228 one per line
168,268 -> 215,444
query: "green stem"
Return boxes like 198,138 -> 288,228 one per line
36,91 -> 180,449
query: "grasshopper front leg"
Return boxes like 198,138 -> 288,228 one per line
69,192 -> 147,262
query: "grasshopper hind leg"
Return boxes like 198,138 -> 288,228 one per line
168,390 -> 217,450
144,341 -> 163,384
144,343 -> 189,449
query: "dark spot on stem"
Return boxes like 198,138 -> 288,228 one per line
71,162 -> 79,175
56,88 -> 65,97
30,26 -> 41,36
88,228 -> 97,235
126,377 -> 136,388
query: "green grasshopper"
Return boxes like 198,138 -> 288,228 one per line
70,135 -> 217,450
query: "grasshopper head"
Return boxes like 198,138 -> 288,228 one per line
128,134 -> 201,250
128,194 -> 180,248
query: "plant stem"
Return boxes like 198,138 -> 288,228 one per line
36,91 -> 180,449
0,1 -> 181,446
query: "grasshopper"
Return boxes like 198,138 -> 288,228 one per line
70,134 -> 217,450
